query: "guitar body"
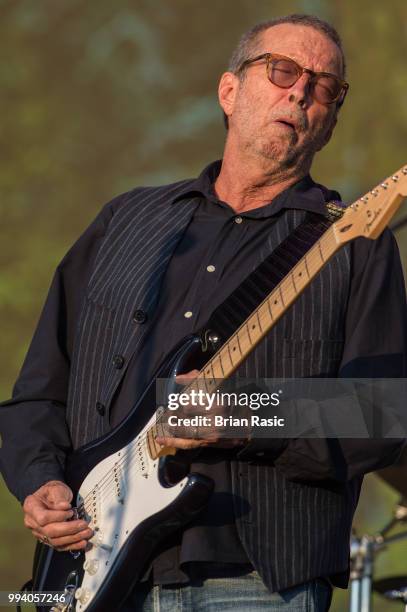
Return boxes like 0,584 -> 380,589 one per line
32,334 -> 214,612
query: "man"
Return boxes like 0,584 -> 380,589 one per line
1,13 -> 406,612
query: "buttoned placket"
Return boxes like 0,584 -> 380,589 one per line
177,212 -> 250,333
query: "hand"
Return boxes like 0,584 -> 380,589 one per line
23,480 -> 93,552
155,370 -> 247,451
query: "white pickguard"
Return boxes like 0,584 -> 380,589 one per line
72,413 -> 188,611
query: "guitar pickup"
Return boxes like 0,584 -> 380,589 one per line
113,463 -> 126,503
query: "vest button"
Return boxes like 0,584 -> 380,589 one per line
133,309 -> 147,324
96,402 -> 105,416
113,354 -> 125,369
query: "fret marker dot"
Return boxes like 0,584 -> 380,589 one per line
207,265 -> 215,272
184,311 -> 193,318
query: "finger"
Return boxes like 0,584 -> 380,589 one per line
54,540 -> 89,552
155,436 -> 211,450
24,495 -> 74,522
24,514 -> 38,530
43,520 -> 91,539
46,500 -> 72,510
32,530 -> 90,552
37,482 -> 73,506
31,529 -> 49,542
40,492 -> 72,509
49,528 -> 93,548
28,506 -> 75,527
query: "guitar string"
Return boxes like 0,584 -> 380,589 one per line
76,230 -> 340,512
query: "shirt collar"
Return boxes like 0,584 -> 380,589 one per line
171,159 -> 341,218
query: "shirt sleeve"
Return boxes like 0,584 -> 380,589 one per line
238,228 -> 407,481
0,192 -> 128,503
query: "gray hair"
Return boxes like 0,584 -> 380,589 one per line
223,13 -> 346,127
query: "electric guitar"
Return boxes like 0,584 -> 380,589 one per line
32,165 -> 407,612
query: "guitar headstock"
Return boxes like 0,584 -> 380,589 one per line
333,165 -> 407,244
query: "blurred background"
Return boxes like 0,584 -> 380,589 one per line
1,1 -> 407,610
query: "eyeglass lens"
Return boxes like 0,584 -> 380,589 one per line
268,57 -> 343,104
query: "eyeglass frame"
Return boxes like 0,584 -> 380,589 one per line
236,52 -> 349,106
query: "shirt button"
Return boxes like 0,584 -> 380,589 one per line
96,402 -> 106,416
113,354 -> 125,369
234,216 -> 243,224
184,311 -> 193,318
206,265 -> 215,273
133,309 -> 147,324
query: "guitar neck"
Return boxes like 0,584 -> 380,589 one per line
148,222 -> 340,459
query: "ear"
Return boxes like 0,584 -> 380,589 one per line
218,72 -> 239,122
316,112 -> 338,151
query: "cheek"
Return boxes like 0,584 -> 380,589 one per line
309,110 -> 334,137
235,82 -> 273,121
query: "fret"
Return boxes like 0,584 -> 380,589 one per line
291,271 -> 297,293
279,285 -> 285,306
256,310 -> 263,332
218,353 -> 225,376
304,255 -> 310,278
200,373 -> 211,394
236,332 -> 243,355
227,342 -> 235,367
245,322 -> 252,345
210,361 -> 217,383
209,355 -> 223,379
246,321 -> 253,346
317,239 -> 324,262
266,297 -> 274,321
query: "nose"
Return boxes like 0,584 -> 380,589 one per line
287,73 -> 313,109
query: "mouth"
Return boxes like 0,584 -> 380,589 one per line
274,119 -> 297,131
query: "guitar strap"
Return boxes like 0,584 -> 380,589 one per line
202,202 -> 345,342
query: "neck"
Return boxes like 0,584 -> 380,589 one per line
214,139 -> 311,213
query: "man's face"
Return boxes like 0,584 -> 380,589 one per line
222,24 -> 344,171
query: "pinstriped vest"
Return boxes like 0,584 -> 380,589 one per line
66,180 -> 356,592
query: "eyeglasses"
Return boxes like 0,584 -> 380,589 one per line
237,52 -> 349,106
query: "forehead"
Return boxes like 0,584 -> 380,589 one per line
257,23 -> 342,76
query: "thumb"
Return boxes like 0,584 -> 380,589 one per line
39,481 -> 73,509
175,369 -> 200,384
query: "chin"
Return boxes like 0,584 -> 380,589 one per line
258,142 -> 297,165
